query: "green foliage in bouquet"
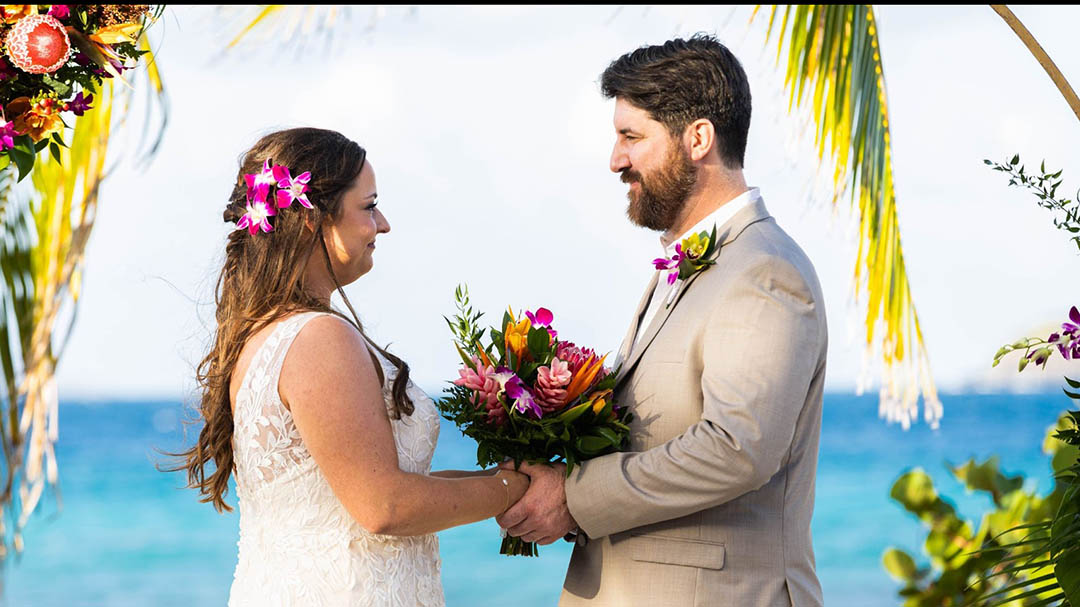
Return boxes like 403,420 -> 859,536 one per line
881,414 -> 1077,606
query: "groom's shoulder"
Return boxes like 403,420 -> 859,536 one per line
713,216 -> 823,298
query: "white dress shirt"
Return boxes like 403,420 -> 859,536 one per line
633,187 -> 762,348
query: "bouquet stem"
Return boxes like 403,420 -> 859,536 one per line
500,535 -> 539,557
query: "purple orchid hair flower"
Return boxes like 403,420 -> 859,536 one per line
272,164 -> 313,209
244,159 -> 277,203
235,198 -> 276,235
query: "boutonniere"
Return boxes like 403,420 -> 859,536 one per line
651,224 -> 719,306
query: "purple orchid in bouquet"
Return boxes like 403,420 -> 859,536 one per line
501,372 -> 542,418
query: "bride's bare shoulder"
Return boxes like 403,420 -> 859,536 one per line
279,313 -> 381,409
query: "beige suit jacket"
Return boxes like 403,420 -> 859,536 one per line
561,197 -> 826,607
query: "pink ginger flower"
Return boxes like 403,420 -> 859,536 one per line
555,342 -> 600,375
535,358 -> 571,413
453,357 -> 506,426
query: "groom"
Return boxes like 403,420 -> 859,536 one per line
497,35 -> 827,606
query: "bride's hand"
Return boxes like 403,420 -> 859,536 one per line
495,468 -> 530,511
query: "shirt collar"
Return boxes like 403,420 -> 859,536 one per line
660,187 -> 761,256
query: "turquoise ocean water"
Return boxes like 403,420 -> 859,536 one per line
0,392 -> 1071,606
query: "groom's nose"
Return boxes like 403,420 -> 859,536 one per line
610,145 -> 630,173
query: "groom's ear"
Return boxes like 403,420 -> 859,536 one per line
685,118 -> 717,163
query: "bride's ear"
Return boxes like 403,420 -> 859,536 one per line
303,212 -> 327,234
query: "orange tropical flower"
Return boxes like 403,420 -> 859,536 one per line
563,354 -> 609,404
8,96 -> 63,142
1,5 -> 34,24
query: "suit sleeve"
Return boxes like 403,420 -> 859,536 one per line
564,256 -> 823,539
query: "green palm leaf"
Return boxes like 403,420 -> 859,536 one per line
753,5 -> 940,428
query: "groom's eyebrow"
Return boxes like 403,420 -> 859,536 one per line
618,128 -> 639,136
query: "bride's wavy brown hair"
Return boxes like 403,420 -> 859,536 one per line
172,127 -> 413,513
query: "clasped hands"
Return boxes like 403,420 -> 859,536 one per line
495,461 -> 578,545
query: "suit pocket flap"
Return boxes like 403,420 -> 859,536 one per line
628,535 -> 725,570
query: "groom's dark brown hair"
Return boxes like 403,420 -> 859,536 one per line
600,33 -> 752,169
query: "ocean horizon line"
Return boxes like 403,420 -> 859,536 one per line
51,387 -> 1073,407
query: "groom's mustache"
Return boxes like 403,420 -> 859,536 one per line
620,169 -> 641,184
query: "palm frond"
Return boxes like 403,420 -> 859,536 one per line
754,5 -> 940,429
5,81 -> 114,551
219,5 -> 346,52
216,5 -> 410,57
0,8 -> 169,558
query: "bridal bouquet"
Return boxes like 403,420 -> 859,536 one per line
439,285 -> 632,556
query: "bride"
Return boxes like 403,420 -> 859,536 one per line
171,127 -> 529,606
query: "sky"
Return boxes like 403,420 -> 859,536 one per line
52,5 -> 1080,421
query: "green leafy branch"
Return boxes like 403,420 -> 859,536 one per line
443,283 -> 485,356
985,155 -> 1080,252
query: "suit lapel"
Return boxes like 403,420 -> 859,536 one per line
613,271 -> 659,372
614,197 -> 773,388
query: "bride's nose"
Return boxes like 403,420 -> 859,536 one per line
375,208 -> 390,234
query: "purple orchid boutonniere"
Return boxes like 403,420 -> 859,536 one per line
652,224 -> 720,307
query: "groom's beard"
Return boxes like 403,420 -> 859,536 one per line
622,144 -> 698,232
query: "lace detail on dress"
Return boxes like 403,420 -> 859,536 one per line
228,312 -> 444,607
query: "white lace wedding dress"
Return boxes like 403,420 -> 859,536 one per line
228,311 -> 445,606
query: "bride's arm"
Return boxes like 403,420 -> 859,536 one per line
280,315 -> 528,537
429,469 -> 497,479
